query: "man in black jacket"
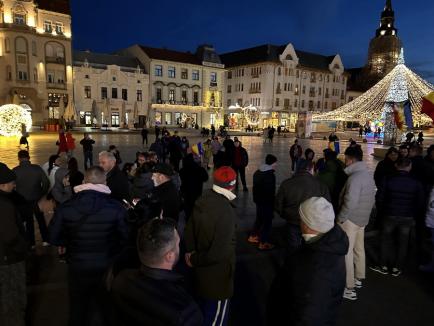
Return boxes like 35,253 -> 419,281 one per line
268,197 -> 348,325
371,158 -> 425,276
232,140 -> 249,191
80,133 -> 95,170
248,154 -> 277,250
151,163 -> 181,221
0,163 -> 28,326
49,166 -> 128,326
99,150 -> 130,202
112,218 -> 203,326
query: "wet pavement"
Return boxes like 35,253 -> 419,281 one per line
1,130 -> 433,325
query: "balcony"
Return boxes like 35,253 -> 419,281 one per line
325,94 -> 330,98
309,92 -> 315,97
47,82 -> 66,90
46,56 -> 66,64
249,89 -> 261,94
276,89 -> 282,94
340,95 -> 345,100
210,82 -> 218,87
251,73 -> 259,78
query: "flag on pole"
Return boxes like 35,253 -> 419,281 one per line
393,102 -> 405,130
191,142 -> 204,156
422,91 -> 434,121
403,100 -> 413,129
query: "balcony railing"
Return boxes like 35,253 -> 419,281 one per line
47,82 -> 66,90
276,89 -> 282,94
152,99 -> 203,106
210,82 -> 218,87
251,73 -> 259,78
46,56 -> 65,64
249,89 -> 261,94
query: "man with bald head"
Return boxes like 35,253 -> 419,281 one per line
49,166 -> 128,326
99,150 -> 130,202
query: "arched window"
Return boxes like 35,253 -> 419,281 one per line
5,37 -> 10,53
15,37 -> 29,81
33,67 -> 38,82
16,37 -> 27,53
12,4 -> 27,25
6,65 -> 12,81
45,42 -> 65,62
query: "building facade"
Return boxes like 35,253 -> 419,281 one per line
119,44 -> 225,128
221,43 -> 347,129
73,51 -> 149,128
0,0 -> 72,125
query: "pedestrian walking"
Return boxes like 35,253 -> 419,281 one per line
232,140 -> 249,191
289,139 -> 302,172
358,126 -> 363,138
51,154 -> 72,204
248,154 -> 277,250
99,151 -> 130,202
338,146 -> 375,301
371,158 -> 425,276
56,128 -> 68,155
141,126 -> 149,147
0,163 -> 28,326
13,150 -> 50,248
155,125 -> 161,139
211,124 -> 216,138
19,124 -> 29,149
267,197 -> 348,326
111,218 -> 203,325
202,139 -> 212,169
268,126 -> 275,143
275,159 -> 331,254
79,133 -> 95,170
185,167 -> 237,326
65,131 -> 76,158
49,166 -> 128,326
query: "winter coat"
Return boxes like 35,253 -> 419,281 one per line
152,181 -> 181,220
374,158 -> 396,189
426,187 -> 434,228
13,160 -> 50,202
131,171 -> 154,200
0,191 -> 27,266
111,267 -> 203,326
275,172 -> 331,225
376,171 -> 425,218
65,132 -> 76,150
57,133 -> 68,153
289,144 -> 303,160
252,165 -> 276,205
185,189 -> 236,300
179,157 -> 209,203
79,138 -> 95,152
51,167 -> 72,204
211,140 -> 221,155
149,141 -> 163,160
49,189 -> 128,271
317,159 -> 347,211
410,155 -> 434,194
337,161 -> 375,227
107,165 -> 131,202
268,225 -> 349,326
233,147 -> 249,168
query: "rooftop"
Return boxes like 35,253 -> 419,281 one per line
35,0 -> 71,15
139,45 -> 202,65
73,51 -> 145,72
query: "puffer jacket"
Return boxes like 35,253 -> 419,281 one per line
49,189 -> 128,271
426,187 -> 434,228
252,164 -> 276,205
337,161 -> 375,227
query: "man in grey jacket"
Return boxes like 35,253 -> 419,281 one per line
337,147 -> 375,301
13,150 -> 50,248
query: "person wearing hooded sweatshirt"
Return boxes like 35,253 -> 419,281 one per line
373,146 -> 399,189
49,166 -> 128,326
248,154 -> 277,250
267,197 -> 348,326
337,146 -> 375,301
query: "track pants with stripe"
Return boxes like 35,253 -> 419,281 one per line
199,298 -> 230,326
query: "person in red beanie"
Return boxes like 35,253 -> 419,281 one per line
185,166 -> 237,326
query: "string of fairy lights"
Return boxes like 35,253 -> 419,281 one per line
0,104 -> 32,137
313,51 -> 434,125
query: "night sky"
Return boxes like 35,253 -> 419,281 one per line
71,0 -> 434,82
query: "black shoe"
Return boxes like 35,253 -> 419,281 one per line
369,265 -> 388,275
243,187 -> 248,192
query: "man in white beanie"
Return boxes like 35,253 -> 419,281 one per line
267,197 -> 349,325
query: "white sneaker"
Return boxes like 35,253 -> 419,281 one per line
343,288 -> 357,301
354,279 -> 363,289
42,242 -> 50,247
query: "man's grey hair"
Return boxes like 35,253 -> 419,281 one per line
84,166 -> 106,184
98,150 -> 116,161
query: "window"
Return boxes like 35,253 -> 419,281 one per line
84,86 -> 91,99
5,38 -> 10,53
275,98 -> 280,106
168,66 -> 176,78
155,65 -> 163,77
318,87 -> 322,95
210,72 -> 217,84
181,90 -> 187,103
122,89 -> 128,101
165,112 -> 172,125
33,68 -> 38,82
284,98 -> 290,108
309,100 -> 314,109
85,74 -> 90,79
193,91 -> 199,104
294,99 -> 298,107
55,22 -> 64,34
227,85 -> 232,93
296,70 -> 300,78
112,88 -> 118,99
175,112 -> 182,124
169,89 -> 175,102
47,71 -> 55,83
302,85 -> 306,94
44,21 -> 52,33
317,101 -> 321,109
227,99 -> 232,107
155,112 -> 162,124
101,87 -> 107,99
156,88 -> 162,102
301,100 -> 305,108
228,71 -> 232,79
18,70 -> 28,81
278,67 -> 281,76
137,90 -> 142,101
6,66 -> 12,81
181,68 -> 188,79
14,13 -> 26,25
192,70 -> 199,80
324,102 -> 328,109
294,85 -> 299,95
332,102 -> 337,109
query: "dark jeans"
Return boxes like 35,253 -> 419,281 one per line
379,216 -> 415,269
170,157 -> 181,172
233,166 -> 247,189
83,151 -> 93,170
68,267 -> 108,326
23,201 -> 48,245
287,223 -> 303,255
252,203 -> 274,243
290,158 -> 297,172
142,135 -> 148,145
198,298 -> 230,326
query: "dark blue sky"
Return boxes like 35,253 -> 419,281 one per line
71,0 -> 434,82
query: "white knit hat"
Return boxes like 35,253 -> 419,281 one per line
299,197 -> 335,233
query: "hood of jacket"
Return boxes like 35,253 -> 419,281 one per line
259,164 -> 274,172
307,225 -> 349,256
344,161 -> 368,176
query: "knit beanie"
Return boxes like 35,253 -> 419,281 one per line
299,197 -> 334,233
0,163 -> 16,184
213,166 -> 237,190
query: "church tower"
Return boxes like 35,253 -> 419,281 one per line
363,0 -> 402,87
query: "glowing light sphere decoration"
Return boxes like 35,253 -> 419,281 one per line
0,104 -> 32,137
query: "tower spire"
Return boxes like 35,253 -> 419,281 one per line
385,0 -> 392,11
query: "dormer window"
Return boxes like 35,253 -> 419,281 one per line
14,13 -> 26,25
44,21 -> 52,33
55,22 -> 64,34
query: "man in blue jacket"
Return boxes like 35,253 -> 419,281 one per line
49,166 -> 128,326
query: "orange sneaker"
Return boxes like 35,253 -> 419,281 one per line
247,235 -> 260,244
258,242 -> 275,251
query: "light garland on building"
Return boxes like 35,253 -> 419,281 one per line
313,50 -> 434,126
0,104 -> 32,137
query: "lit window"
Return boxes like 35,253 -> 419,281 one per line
137,90 -> 142,102
192,70 -> 199,80
210,72 -> 217,83
14,14 -> 26,25
168,66 -> 176,78
154,65 -> 162,77
55,22 -> 64,34
84,86 -> 91,99
44,21 -> 52,33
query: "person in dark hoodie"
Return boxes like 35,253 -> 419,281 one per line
373,147 -> 399,188
267,197 -> 348,326
248,154 -> 277,250
49,166 -> 128,326
99,151 -> 131,202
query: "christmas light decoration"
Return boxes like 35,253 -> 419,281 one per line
313,49 -> 433,126
0,104 -> 32,137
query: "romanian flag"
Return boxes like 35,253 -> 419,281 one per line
422,91 -> 434,121
393,102 -> 405,130
403,100 -> 413,129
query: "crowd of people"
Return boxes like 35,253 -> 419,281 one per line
1,129 -> 434,326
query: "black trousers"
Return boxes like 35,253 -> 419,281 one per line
142,135 -> 148,145
233,166 -> 247,189
23,201 -> 48,246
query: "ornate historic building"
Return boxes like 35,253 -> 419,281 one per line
0,0 -> 72,125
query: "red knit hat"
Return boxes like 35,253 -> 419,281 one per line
213,166 -> 237,190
